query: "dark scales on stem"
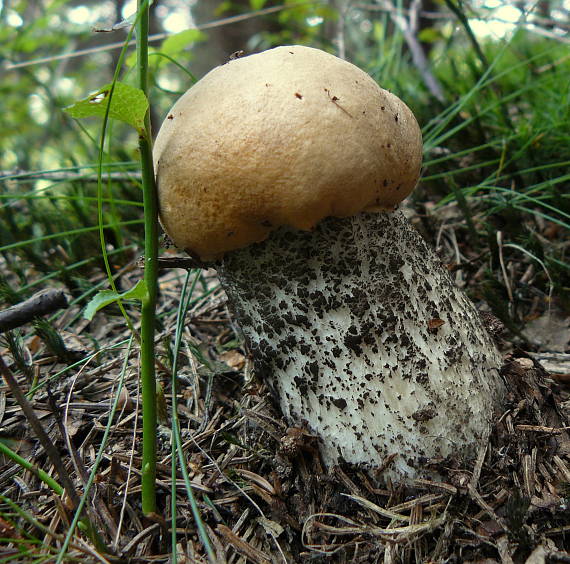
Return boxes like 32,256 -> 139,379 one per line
217,211 -> 505,480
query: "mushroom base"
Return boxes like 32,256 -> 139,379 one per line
217,211 -> 505,480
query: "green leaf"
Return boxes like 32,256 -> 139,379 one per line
160,29 -> 205,58
215,1 -> 232,16
64,82 -> 149,131
250,0 -> 267,10
125,49 -> 139,68
418,28 -> 442,43
83,280 -> 148,320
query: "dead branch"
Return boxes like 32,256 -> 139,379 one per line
0,289 -> 68,333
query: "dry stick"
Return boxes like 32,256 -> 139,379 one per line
0,354 -> 79,506
4,4 -> 316,71
0,289 -> 68,333
217,524 -> 271,564
378,0 -> 445,102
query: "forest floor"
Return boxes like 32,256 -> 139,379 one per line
1,200 -> 569,563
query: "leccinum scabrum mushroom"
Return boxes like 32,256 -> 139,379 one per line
153,45 -> 505,480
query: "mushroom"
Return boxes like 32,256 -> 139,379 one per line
153,45 -> 505,480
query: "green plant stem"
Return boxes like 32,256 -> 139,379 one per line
0,440 -> 63,495
137,0 -> 159,516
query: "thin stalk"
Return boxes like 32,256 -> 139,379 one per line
137,0 -> 159,516
0,441 -> 63,495
171,433 -> 177,564
170,271 -> 216,562
93,34 -> 140,341
0,220 -> 143,253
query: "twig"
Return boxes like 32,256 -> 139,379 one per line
331,0 -> 347,60
0,290 -> 68,333
497,231 -> 514,304
515,425 -> 570,435
217,524 -> 271,564
356,3 -> 570,31
379,0 -> 445,102
4,4 -> 322,71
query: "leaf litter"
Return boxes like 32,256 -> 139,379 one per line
0,202 -> 569,562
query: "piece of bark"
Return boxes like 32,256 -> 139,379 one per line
0,290 -> 68,333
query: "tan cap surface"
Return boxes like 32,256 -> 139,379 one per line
153,45 -> 423,260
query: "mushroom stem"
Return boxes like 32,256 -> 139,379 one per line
217,211 -> 505,479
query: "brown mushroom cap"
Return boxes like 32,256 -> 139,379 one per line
153,45 -> 423,260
